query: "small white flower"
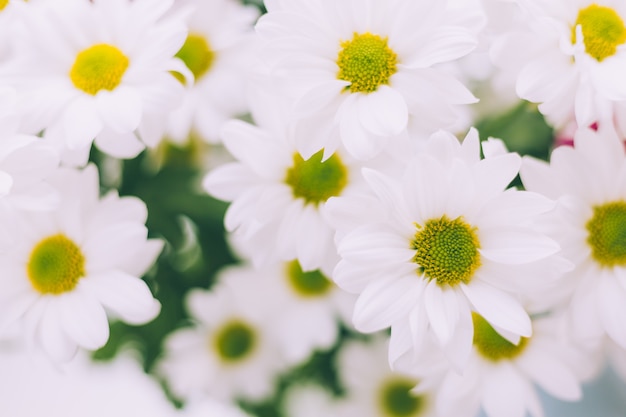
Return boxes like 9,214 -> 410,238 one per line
7,0 -> 189,165
336,334 -> 438,417
164,0 -> 259,144
403,314 -> 599,417
328,129 -> 567,370
204,87 -> 368,274
0,165 -> 163,362
158,269 -> 288,402
521,127 -> 626,349
256,0 -> 479,160
491,0 -> 626,130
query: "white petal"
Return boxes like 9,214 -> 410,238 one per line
96,87 -> 142,133
59,288 -> 109,350
461,281 -> 532,337
84,270 -> 160,324
339,97 -> 385,160
294,80 -> 349,115
94,129 -> 145,159
482,363 -> 529,417
357,86 -> 408,136
479,229 -> 560,264
424,280 -> 459,346
83,223 -> 148,273
38,302 -> 78,362
63,96 -> 103,150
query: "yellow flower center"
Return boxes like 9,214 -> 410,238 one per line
378,377 -> 426,417
337,32 -> 398,94
472,313 -> 528,362
70,44 -> 129,95
213,320 -> 257,364
586,200 -> 626,267
285,260 -> 333,298
0,0 -> 9,11
411,216 -> 481,287
572,4 -> 626,61
27,234 -> 86,295
173,33 -> 215,83
284,150 -> 348,206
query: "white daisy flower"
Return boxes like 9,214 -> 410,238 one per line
336,334 -> 438,417
404,314 -> 599,417
0,165 -> 163,362
7,0 -> 190,165
158,270 -> 287,402
165,0 -> 259,144
203,86 -> 369,274
327,129 -> 567,370
491,0 -> 626,130
520,126 -> 626,349
255,0 -> 480,160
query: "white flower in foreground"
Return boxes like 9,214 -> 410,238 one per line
328,129 -> 567,370
491,0 -> 626,130
0,165 -> 163,362
256,0 -> 480,160
204,88 -> 369,274
404,314 -> 598,417
336,335 -> 438,417
158,270 -> 287,402
0,349 -> 176,417
521,127 -> 626,349
7,0 -> 189,165
165,0 -> 259,144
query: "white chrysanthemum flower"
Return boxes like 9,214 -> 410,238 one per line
255,0 -> 480,160
327,129 -> 568,370
0,349 -> 177,417
0,165 -> 163,362
7,0 -> 189,165
164,0 -> 259,144
491,0 -> 626,130
520,127 -> 626,349
203,87 -> 370,274
158,271 -> 287,402
219,261 -> 354,365
403,314 -> 599,417
336,335 -> 438,417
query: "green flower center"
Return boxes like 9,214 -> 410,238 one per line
337,32 -> 398,94
27,234 -> 86,295
284,150 -> 348,206
70,44 -> 129,95
286,260 -> 333,298
411,216 -> 481,287
586,200 -> 626,267
572,4 -> 626,61
378,378 -> 426,417
173,33 -> 215,83
213,320 -> 257,363
472,313 -> 528,362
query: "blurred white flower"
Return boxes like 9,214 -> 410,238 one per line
281,383 -> 345,417
256,0 -> 479,160
328,129 -> 568,371
158,269 -> 287,402
521,127 -> 626,349
0,164 -> 163,362
164,0 -> 259,144
6,0 -> 190,165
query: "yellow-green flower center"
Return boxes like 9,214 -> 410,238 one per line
337,32 -> 398,94
586,200 -> 626,267
411,216 -> 481,287
572,4 -> 626,61
378,377 -> 426,417
173,33 -> 215,83
286,260 -> 333,298
27,234 -> 86,295
213,320 -> 257,363
70,44 -> 129,95
284,150 -> 348,206
472,313 -> 528,362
